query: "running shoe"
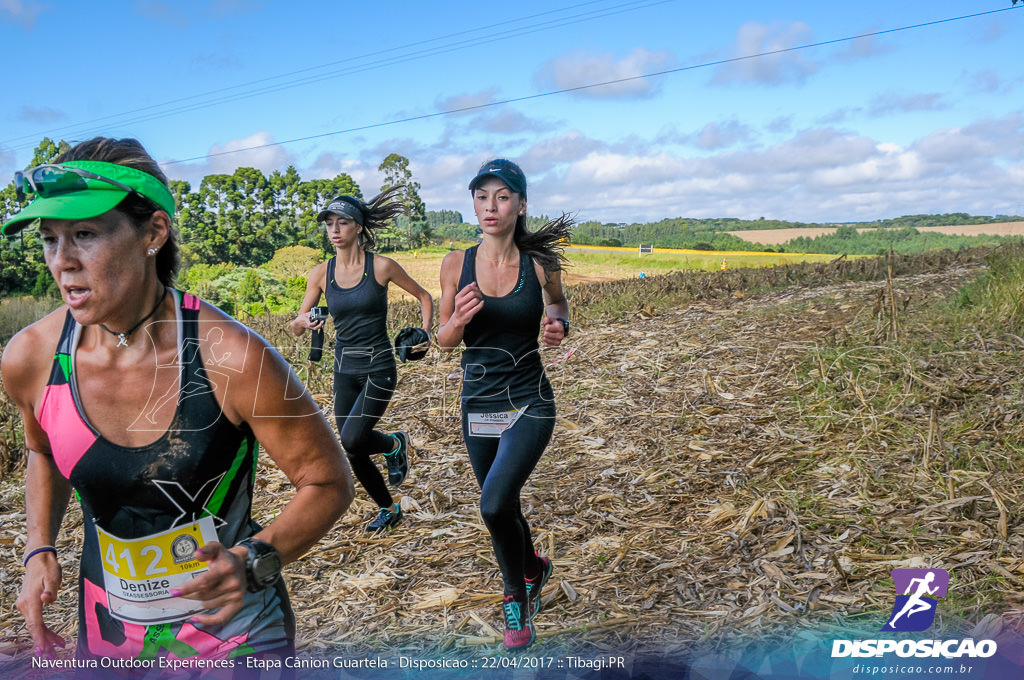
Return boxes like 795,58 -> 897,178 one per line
384,432 -> 410,487
365,506 -> 402,533
502,595 -> 535,651
526,555 -> 554,617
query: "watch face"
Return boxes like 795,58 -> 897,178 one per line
252,551 -> 282,585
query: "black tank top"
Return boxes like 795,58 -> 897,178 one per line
457,245 -> 553,409
325,252 -> 394,374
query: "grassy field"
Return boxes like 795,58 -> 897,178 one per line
3,246 -> 1020,666
388,244 -> 838,300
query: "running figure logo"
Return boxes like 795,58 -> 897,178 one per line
881,568 -> 949,632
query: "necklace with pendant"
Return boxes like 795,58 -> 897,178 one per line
99,287 -> 168,347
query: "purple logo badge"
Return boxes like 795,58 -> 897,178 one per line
881,568 -> 950,632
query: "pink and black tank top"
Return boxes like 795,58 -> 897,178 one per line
37,289 -> 293,663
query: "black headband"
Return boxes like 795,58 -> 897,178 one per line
318,197 -> 365,225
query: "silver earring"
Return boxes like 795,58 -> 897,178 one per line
148,248 -> 158,256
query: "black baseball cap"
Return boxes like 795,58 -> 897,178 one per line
468,159 -> 526,199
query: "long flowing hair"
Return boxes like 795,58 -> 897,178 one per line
339,185 -> 407,251
514,212 -> 573,272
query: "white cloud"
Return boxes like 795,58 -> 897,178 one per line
0,0 -> 42,27
435,89 -> 500,115
164,115 -> 1024,227
688,120 -> 754,150
478,114 -> 1024,223
523,131 -> 603,166
868,92 -> 947,116
966,69 -> 1008,95
534,48 -> 675,99
471,109 -> 555,135
914,114 -> 1024,164
164,131 -> 295,187
711,21 -> 818,86
833,30 -> 891,62
766,117 -> 794,134
307,152 -> 367,182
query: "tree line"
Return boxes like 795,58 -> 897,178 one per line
3,138 -> 1020,302
571,214 -> 1022,254
0,139 -> 454,299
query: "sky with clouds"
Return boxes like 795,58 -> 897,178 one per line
2,0 -> 1023,225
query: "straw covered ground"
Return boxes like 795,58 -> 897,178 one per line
0,248 -> 1022,667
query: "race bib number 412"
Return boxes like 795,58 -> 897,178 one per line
96,515 -> 218,624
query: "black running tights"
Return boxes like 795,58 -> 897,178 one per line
334,367 -> 396,509
461,401 -> 555,599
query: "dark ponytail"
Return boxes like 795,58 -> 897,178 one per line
352,185 -> 407,251
514,213 -> 573,272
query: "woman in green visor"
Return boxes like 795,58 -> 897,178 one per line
1,137 -> 354,670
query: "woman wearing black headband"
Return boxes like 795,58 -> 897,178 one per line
290,187 -> 433,534
1,137 -> 353,669
437,158 -> 572,651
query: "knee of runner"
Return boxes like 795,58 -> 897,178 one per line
339,429 -> 371,454
479,494 -> 513,526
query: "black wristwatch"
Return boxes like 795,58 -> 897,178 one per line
557,317 -> 570,337
237,538 -> 282,593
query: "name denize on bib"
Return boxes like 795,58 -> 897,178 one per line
96,515 -> 218,624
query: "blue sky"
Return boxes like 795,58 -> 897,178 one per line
2,0 -> 1023,225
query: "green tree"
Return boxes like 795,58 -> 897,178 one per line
378,153 -> 427,247
29,137 -> 70,167
238,268 -> 264,305
0,137 -> 67,295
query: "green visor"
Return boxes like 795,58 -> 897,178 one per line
2,160 -> 175,237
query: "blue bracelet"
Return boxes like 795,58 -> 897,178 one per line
23,546 -> 57,567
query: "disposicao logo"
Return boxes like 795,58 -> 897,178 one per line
882,568 -> 949,632
831,567 -> 998,660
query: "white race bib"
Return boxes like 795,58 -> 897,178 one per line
96,516 -> 218,624
467,406 -> 529,437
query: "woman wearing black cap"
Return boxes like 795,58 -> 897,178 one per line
437,159 -> 572,651
290,187 -> 433,534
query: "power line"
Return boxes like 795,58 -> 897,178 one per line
1,0 -> 668,152
162,5 -> 1022,167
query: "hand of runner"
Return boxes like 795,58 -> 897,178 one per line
452,282 -> 485,327
289,313 -> 324,334
170,542 -> 247,626
540,316 -> 566,348
16,555 -> 67,658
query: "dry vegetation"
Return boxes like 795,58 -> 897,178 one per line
1,248 -> 1021,672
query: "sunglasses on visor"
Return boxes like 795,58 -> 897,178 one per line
14,164 -> 140,204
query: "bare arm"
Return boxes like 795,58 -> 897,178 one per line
538,264 -> 570,348
288,262 -> 327,336
175,308 -> 353,625
3,321 -> 71,657
378,256 -> 434,332
436,250 -> 482,351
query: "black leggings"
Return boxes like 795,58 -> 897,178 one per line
461,401 -> 555,599
334,365 -> 397,509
